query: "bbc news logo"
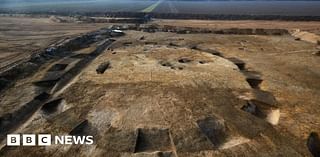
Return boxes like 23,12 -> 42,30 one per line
7,134 -> 93,146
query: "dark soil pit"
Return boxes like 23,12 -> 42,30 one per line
242,71 -> 263,88
96,61 -> 111,74
197,116 -> 228,148
0,92 -> 49,138
178,58 -> 192,63
70,54 -> 90,58
169,42 -> 180,47
171,66 -> 184,70
307,132 -> 320,157
249,89 -> 277,107
33,72 -> 64,87
34,92 -> 50,101
227,57 -> 245,70
48,64 -> 68,71
0,78 -> 11,92
210,51 -> 223,57
241,98 -> 279,125
312,51 -> 320,56
145,41 -> 158,45
33,80 -> 58,87
102,127 -> 138,153
190,45 -> 198,49
51,108 -> 88,134
241,101 -> 267,119
69,120 -> 89,136
134,128 -> 173,153
246,78 -> 263,89
123,42 -> 133,46
41,98 -> 64,114
241,101 -> 257,114
199,61 -> 209,64
159,61 -> 173,67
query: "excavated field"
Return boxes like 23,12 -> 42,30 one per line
0,17 -> 320,157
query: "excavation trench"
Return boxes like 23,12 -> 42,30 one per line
41,98 -> 64,114
0,38 -> 114,144
134,128 -> 173,153
51,39 -> 114,93
48,64 -> 68,72
0,92 -> 50,141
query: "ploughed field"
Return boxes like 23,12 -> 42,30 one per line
0,17 -> 320,156
1,0 -> 320,16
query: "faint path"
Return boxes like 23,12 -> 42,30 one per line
141,0 -> 163,13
